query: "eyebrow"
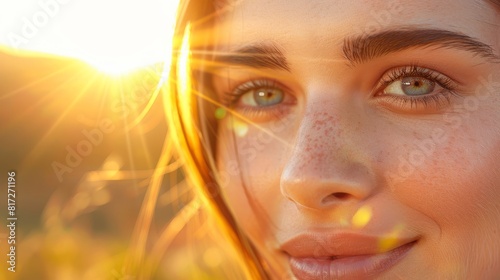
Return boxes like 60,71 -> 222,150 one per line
213,28 -> 499,71
213,43 -> 290,71
343,28 -> 500,65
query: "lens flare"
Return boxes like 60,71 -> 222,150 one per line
228,116 -> 250,137
352,205 -> 373,229
378,224 -> 406,252
215,107 -> 227,120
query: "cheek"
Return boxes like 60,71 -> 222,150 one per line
216,120 -> 292,240
387,116 -> 500,253
396,135 -> 497,216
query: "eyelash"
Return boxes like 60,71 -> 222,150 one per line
224,79 -> 277,102
222,65 -> 461,118
373,65 -> 461,110
222,79 -> 294,119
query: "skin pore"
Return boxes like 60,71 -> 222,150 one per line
208,0 -> 500,278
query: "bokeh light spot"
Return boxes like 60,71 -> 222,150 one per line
352,205 -> 372,228
378,224 -> 406,252
215,107 -> 227,120
228,117 -> 249,137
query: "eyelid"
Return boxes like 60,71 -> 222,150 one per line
372,65 -> 464,112
223,78 -> 294,106
220,78 -> 297,122
375,65 -> 460,94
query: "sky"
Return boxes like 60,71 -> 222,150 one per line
0,0 -> 179,73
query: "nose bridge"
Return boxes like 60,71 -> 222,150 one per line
300,107 -> 345,170
280,97 -> 375,209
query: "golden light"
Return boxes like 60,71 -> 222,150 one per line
1,1 -> 189,279
352,205 -> 373,229
0,0 -> 180,75
89,60 -> 148,77
378,224 -> 406,252
228,116 -> 250,137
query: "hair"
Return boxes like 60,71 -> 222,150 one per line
125,0 -> 500,278
164,0 -> 271,279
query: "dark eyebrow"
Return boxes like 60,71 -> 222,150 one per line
343,28 -> 500,65
214,43 -> 290,71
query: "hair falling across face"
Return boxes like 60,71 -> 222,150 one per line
168,0 -> 500,279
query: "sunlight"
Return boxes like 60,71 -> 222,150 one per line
88,60 -> 152,77
0,0 -> 180,75
82,0 -> 180,75
352,205 -> 373,229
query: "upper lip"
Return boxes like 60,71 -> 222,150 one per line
280,231 -> 418,258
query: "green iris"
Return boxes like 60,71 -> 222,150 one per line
252,88 -> 284,106
401,77 -> 435,96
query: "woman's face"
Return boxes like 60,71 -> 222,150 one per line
211,0 -> 500,278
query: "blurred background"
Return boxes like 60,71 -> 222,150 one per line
0,1 -> 243,279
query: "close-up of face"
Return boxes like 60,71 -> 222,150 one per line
207,0 -> 500,279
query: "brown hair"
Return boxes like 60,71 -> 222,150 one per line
166,0 -> 270,279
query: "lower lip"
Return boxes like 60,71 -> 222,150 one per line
289,241 -> 416,280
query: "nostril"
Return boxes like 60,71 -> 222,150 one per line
321,192 -> 351,204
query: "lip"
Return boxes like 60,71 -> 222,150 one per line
281,232 -> 418,280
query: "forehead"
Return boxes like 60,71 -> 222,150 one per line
212,0 -> 499,52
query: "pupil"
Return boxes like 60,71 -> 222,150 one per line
401,77 -> 435,96
253,88 -> 283,106
258,90 -> 273,98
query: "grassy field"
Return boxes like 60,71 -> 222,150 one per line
0,46 -> 241,279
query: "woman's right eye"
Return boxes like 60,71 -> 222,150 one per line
223,79 -> 296,121
240,87 -> 284,107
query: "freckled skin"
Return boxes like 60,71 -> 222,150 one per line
212,0 -> 500,278
300,113 -> 340,171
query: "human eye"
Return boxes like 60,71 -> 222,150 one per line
223,79 -> 296,121
373,66 -> 462,112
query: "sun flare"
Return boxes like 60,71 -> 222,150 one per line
0,0 -> 180,75
88,59 -> 155,77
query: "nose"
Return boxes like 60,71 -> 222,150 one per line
280,99 -> 376,210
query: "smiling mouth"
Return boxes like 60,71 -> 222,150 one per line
281,231 -> 419,280
287,240 -> 417,280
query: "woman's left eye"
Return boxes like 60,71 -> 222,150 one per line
384,76 -> 436,96
375,66 -> 461,111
